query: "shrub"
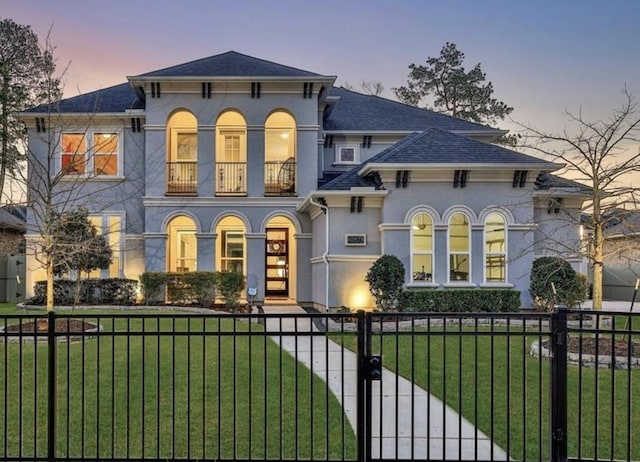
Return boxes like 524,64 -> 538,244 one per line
398,289 -> 520,313
139,271 -> 217,307
530,257 -> 586,310
29,279 -> 138,306
139,272 -> 166,305
365,255 -> 405,311
216,271 -> 245,311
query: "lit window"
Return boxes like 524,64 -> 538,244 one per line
411,213 -> 433,282
88,215 -> 122,278
265,111 -> 296,195
449,213 -> 470,282
216,110 -> 247,195
166,110 -> 198,194
61,133 -> 86,174
221,231 -> 244,273
485,213 -> 506,282
93,133 -> 118,175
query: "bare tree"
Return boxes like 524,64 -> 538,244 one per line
521,88 -> 640,310
342,80 -> 385,96
17,35 -> 141,311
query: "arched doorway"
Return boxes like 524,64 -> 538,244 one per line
264,216 -> 296,300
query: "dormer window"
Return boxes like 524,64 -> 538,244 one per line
335,145 -> 359,165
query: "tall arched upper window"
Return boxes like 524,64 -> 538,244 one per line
265,111 -> 296,195
449,213 -> 470,282
411,212 -> 434,282
216,110 -> 247,195
166,110 -> 198,194
485,213 -> 506,282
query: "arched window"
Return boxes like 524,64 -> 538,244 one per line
166,215 -> 197,272
449,213 -> 470,282
216,216 -> 246,274
485,213 -> 506,282
411,212 -> 434,282
216,110 -> 247,195
166,110 -> 198,194
265,111 -> 296,195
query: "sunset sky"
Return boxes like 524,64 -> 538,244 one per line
3,0 -> 640,135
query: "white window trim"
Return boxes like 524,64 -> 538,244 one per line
60,129 -> 123,178
410,213 -> 435,283
334,145 -> 360,165
447,213 -> 471,284
483,214 -> 508,284
170,127 -> 198,162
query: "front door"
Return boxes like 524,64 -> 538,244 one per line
265,228 -> 289,297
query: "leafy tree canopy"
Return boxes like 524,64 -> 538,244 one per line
0,18 -> 60,201
393,42 -> 514,139
50,208 -> 112,277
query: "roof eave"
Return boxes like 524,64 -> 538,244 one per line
359,162 -> 563,176
297,189 -> 388,213
128,75 -> 337,84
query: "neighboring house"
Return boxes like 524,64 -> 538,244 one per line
0,206 -> 26,303
18,51 -> 588,309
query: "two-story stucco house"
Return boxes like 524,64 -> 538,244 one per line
20,51 -> 587,309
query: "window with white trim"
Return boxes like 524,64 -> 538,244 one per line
411,212 -> 434,282
61,131 -> 120,176
335,145 -> 359,164
448,213 -> 470,282
485,213 -> 506,282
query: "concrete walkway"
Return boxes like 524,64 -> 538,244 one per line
262,305 -> 508,460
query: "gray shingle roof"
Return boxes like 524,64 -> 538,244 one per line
23,83 -> 143,114
138,51 -> 322,78
534,172 -> 592,194
0,207 -> 26,232
320,128 -> 557,191
323,87 -> 499,133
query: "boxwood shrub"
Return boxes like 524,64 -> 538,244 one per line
30,278 -> 138,306
398,288 -> 521,313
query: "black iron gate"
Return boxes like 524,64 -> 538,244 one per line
0,309 -> 638,461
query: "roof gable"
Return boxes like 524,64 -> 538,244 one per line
137,51 -> 323,78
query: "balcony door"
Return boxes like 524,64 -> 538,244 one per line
265,228 -> 289,297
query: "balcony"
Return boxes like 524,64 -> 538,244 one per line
264,158 -> 296,196
167,162 -> 197,195
216,162 -> 246,195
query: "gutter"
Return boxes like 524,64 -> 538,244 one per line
308,196 -> 330,312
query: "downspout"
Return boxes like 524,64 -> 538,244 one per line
309,195 -> 330,311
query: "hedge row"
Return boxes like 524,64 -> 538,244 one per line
139,271 -> 244,308
397,289 -> 521,313
30,279 -> 138,306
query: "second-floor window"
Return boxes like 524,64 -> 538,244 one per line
61,133 -> 86,174
216,110 -> 247,195
93,133 -> 118,175
62,132 -> 120,176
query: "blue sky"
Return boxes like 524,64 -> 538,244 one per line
3,0 -> 639,134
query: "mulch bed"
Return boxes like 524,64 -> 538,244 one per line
3,319 -> 97,334
543,336 -> 640,357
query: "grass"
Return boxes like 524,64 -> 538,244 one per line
336,317 -> 640,461
0,307 -> 356,460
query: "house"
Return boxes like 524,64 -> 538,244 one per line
18,51 -> 588,309
0,206 -> 26,303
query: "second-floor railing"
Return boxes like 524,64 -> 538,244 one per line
265,159 -> 296,196
216,162 -> 247,195
167,162 -> 197,195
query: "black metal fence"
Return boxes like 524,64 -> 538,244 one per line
0,309 -> 638,461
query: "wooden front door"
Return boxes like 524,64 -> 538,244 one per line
265,228 -> 289,297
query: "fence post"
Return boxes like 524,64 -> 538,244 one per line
551,306 -> 568,462
356,310 -> 366,462
47,310 -> 56,461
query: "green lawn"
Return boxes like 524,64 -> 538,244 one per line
0,308 -> 356,460
338,321 -> 640,461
